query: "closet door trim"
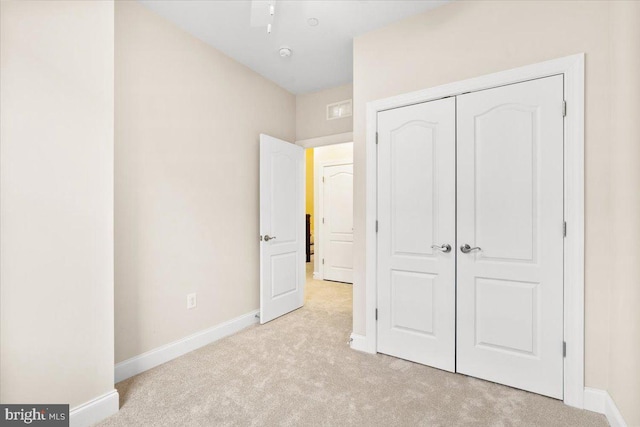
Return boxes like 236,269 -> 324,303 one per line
358,53 -> 585,409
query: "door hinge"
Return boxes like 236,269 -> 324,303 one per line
375,132 -> 379,145
322,176 -> 325,183
322,217 -> 325,224
563,341 -> 567,357
322,258 -> 325,265
375,308 -> 378,321
562,100 -> 567,117
375,220 -> 378,232
563,221 -> 567,237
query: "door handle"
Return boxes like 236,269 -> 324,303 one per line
264,235 -> 276,242
431,244 -> 452,253
460,244 -> 481,254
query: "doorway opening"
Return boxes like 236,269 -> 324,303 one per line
304,142 -> 354,306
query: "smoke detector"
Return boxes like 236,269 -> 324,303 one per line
279,47 -> 292,58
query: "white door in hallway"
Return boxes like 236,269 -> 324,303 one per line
377,98 -> 456,371
259,134 -> 305,324
456,76 -> 565,398
321,163 -> 354,283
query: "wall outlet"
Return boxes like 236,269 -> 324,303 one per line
187,293 -> 197,309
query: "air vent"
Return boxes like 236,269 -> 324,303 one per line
326,99 -> 352,120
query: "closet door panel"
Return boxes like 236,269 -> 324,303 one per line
456,75 -> 565,399
377,98 -> 456,371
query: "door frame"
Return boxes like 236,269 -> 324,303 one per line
316,159 -> 354,281
359,54 -> 585,408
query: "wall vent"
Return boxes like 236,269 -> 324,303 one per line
326,99 -> 352,120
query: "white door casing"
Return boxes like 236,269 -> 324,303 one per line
321,163 -> 354,283
376,98 -> 456,371
259,134 -> 305,324
456,75 -> 565,398
363,55 -> 584,408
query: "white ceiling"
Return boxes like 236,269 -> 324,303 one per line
138,0 -> 449,94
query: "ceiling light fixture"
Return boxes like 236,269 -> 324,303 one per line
279,47 -> 292,58
307,18 -> 319,27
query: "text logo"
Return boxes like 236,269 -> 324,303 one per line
1,405 -> 68,426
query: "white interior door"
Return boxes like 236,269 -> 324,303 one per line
322,163 -> 354,283
456,76 -> 564,398
377,98 -> 456,371
259,134 -> 305,324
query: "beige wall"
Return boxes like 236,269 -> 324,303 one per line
296,84 -> 353,141
115,1 -> 295,363
0,0 -> 115,408
608,2 -> 640,425
353,0 -> 635,416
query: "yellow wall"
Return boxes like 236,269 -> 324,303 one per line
305,148 -> 314,235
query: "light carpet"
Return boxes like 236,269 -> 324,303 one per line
100,264 -> 607,427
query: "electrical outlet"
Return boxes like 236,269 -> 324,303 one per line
187,293 -> 197,309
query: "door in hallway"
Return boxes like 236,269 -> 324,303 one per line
259,134 -> 305,324
376,98 -> 457,372
321,163 -> 354,283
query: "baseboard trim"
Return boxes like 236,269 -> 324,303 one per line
349,333 -> 375,354
115,310 -> 260,383
584,387 -> 628,427
70,389 -> 119,427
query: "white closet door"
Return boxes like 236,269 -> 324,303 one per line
377,98 -> 456,371
322,163 -> 354,283
456,76 -> 564,398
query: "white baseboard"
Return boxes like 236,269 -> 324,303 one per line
115,310 -> 259,383
584,387 -> 628,427
312,271 -> 322,280
70,389 -> 119,427
349,333 -> 375,354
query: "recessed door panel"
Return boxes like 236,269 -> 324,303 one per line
377,98 -> 456,372
475,278 -> 538,355
271,252 -> 298,298
456,75 -> 564,399
475,105 -> 537,262
391,123 -> 435,257
271,153 -> 298,244
391,271 -> 435,335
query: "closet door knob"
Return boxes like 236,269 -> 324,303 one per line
431,244 -> 451,253
460,244 -> 481,253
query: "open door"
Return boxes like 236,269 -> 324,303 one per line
259,134 -> 305,324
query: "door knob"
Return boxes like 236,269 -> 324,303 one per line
460,244 -> 481,253
264,235 -> 276,242
431,244 -> 452,253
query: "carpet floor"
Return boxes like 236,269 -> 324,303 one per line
100,264 -> 607,427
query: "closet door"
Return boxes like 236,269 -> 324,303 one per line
377,98 -> 456,371
456,76 -> 564,398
